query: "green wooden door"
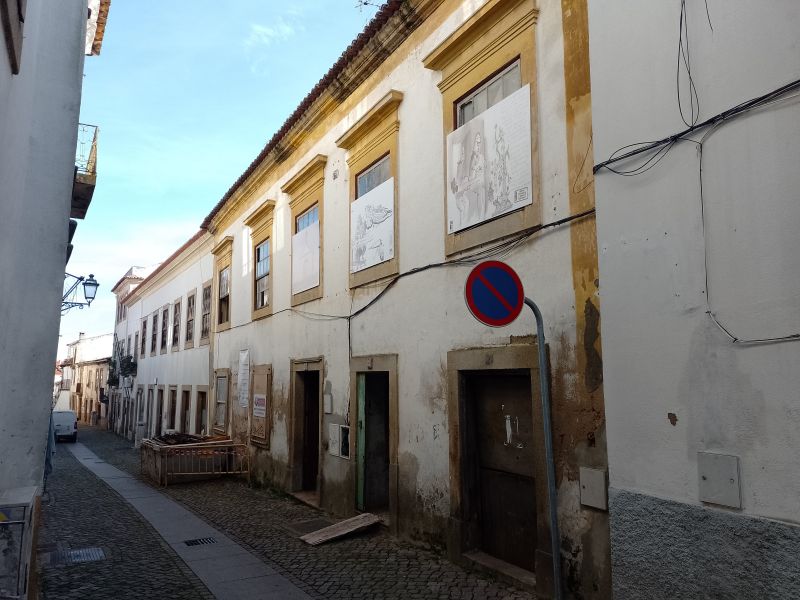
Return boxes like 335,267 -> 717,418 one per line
356,373 -> 366,511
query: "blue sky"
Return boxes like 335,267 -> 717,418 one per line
59,1 -> 379,356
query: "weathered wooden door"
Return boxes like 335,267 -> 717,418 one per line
472,370 -> 537,571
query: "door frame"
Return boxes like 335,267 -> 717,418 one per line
349,354 -> 399,534
288,357 -> 324,492
446,344 -> 551,582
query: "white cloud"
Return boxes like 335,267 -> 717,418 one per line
245,18 -> 299,48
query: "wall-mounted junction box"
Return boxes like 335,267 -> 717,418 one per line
698,451 -> 741,509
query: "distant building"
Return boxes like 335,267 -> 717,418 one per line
64,333 -> 113,424
109,236 -> 212,442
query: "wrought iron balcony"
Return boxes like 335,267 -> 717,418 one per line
71,123 -> 99,219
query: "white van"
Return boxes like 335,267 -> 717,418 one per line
52,410 -> 77,443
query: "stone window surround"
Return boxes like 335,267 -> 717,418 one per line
199,280 -> 212,345
185,287 -> 196,349
249,363 -> 273,449
423,0 -> 540,256
243,199 -> 276,322
281,155 -> 327,307
336,90 -> 402,289
159,304 -> 169,354
213,368 -> 230,435
212,237 -> 233,333
171,297 -> 181,351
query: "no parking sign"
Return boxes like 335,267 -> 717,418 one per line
464,260 -> 524,327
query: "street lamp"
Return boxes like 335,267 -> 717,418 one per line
62,273 -> 100,314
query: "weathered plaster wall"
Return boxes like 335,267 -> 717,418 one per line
590,0 -> 800,595
210,0 -> 609,594
0,0 -> 87,490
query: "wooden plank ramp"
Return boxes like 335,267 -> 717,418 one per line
300,513 -> 381,546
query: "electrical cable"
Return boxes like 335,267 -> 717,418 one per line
595,78 -> 800,344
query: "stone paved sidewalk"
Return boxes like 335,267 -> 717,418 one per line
80,425 -> 534,600
38,437 -> 213,600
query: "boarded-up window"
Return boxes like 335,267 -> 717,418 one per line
214,373 -> 228,431
249,364 -> 272,448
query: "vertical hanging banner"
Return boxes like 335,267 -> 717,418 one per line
238,349 -> 250,408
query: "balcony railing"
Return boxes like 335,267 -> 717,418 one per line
75,123 -> 98,176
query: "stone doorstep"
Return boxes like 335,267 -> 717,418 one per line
462,550 -> 537,594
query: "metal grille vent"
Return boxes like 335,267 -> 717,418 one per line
44,547 -> 107,566
183,537 -> 217,546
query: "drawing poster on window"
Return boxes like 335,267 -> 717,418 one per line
291,220 -> 320,294
350,177 -> 394,273
237,349 -> 250,408
446,84 -> 532,234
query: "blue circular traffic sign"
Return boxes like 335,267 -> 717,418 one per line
465,261 -> 524,327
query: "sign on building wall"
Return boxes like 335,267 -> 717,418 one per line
237,349 -> 250,409
446,84 -> 533,233
291,221 -> 320,294
350,178 -> 394,273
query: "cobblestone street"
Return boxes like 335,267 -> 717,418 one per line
47,425 -> 534,599
38,433 -> 213,600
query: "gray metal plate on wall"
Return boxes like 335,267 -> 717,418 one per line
697,451 -> 741,508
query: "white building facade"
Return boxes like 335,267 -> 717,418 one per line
589,1 -> 800,597
110,1 -> 611,597
0,1 -> 109,597
63,332 -> 113,423
110,233 -> 214,444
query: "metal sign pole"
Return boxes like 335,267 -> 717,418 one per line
524,297 -> 563,600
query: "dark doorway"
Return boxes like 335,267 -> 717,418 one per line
464,369 -> 536,572
181,390 -> 191,433
195,391 -> 207,435
146,389 -> 154,437
296,370 -> 320,491
356,372 -> 390,512
168,388 -> 177,430
155,388 -> 164,437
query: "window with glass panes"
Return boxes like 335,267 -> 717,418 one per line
296,205 -> 318,231
185,293 -> 195,342
160,308 -> 168,350
141,321 -> 147,357
201,284 -> 211,339
218,267 -> 230,325
214,374 -> 228,429
172,301 -> 181,348
254,240 -> 270,309
150,314 -> 157,353
356,155 -> 391,197
135,332 -> 140,359
456,61 -> 521,127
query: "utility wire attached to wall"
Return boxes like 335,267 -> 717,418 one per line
594,73 -> 800,345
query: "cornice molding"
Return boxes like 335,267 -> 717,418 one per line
243,199 -> 276,229
336,90 -> 404,150
211,235 -> 234,257
423,0 -> 537,84
281,154 -> 328,196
